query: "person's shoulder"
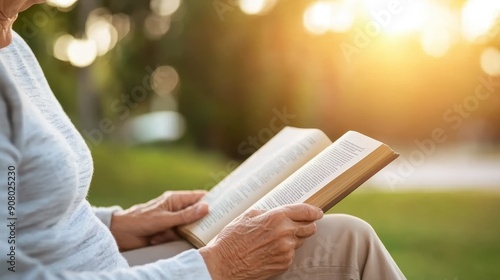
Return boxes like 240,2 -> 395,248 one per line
0,66 -> 19,112
0,49 -> 22,114
0,58 -> 15,92
0,33 -> 31,144
1,30 -> 40,69
0,58 -> 24,145
11,31 -> 33,53
0,31 -> 36,96
0,32 -> 24,75
0,46 -> 17,92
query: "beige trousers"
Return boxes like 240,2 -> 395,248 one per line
122,214 -> 406,280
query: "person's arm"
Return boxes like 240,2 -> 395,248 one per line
92,206 -> 123,228
2,243 -> 212,280
0,91 -> 212,279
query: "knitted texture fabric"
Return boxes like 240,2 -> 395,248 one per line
0,32 -> 210,279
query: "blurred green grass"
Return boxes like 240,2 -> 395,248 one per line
334,191 -> 500,280
88,144 -> 500,280
88,144 -> 229,207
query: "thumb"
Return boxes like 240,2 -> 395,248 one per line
166,203 -> 209,227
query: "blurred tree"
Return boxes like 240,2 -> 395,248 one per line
77,0 -> 102,131
13,0 -> 500,159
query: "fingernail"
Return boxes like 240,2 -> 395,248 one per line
318,209 -> 324,216
195,203 -> 207,214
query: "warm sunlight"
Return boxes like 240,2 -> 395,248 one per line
47,0 -> 78,9
239,0 -> 277,15
481,47 -> 500,76
151,66 -> 180,96
377,0 -> 430,36
421,28 -> 452,58
304,2 -> 334,34
301,0 -> 500,58
303,0 -> 355,34
419,4 -> 457,57
67,39 -> 98,67
53,34 -> 73,62
144,14 -> 171,40
54,34 -> 99,67
461,0 -> 500,42
86,18 -> 118,56
150,0 -> 182,16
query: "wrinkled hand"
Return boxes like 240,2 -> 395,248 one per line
199,204 -> 323,280
110,190 -> 209,251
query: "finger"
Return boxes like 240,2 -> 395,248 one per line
162,202 -> 209,227
294,222 -> 317,238
150,231 -> 180,245
162,190 -> 208,211
244,208 -> 267,218
295,238 -> 305,249
275,204 -> 323,222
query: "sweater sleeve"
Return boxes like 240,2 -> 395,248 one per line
0,77 -> 212,280
92,206 -> 123,228
3,244 -> 212,279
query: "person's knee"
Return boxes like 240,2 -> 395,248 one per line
319,214 -> 376,239
279,214 -> 377,279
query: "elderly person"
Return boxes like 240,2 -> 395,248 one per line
0,1 -> 405,279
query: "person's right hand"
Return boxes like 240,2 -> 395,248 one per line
199,204 -> 323,280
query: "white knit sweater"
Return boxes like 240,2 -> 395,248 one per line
0,32 -> 211,279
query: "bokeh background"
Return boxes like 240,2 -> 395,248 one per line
14,0 -> 500,278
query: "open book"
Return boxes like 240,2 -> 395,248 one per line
178,127 -> 399,248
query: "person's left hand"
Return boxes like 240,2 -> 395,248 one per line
110,190 -> 209,252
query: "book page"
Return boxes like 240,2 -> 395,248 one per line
200,127 -> 322,205
249,131 -> 382,210
180,127 -> 332,245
